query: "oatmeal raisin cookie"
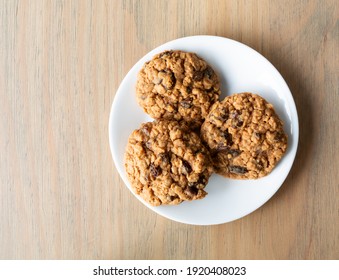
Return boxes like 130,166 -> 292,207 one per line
136,50 -> 221,128
201,92 -> 288,179
125,120 -> 213,206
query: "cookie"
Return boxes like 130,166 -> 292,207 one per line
201,92 -> 288,179
136,50 -> 221,128
124,120 -> 213,206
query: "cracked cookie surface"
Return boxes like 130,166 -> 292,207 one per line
201,92 -> 288,179
124,120 -> 213,206
136,50 -> 221,128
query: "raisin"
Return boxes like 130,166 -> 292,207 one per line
159,50 -> 172,57
237,120 -> 244,127
193,71 -> 204,81
145,141 -> 152,149
180,98 -> 193,108
232,119 -> 243,128
204,66 -> 214,78
256,160 -> 264,170
142,142 -> 152,151
220,108 -> 229,120
255,149 -> 267,158
230,111 -> 238,119
197,174 -> 207,185
170,72 -> 176,87
185,186 -> 198,196
254,132 -> 261,139
163,72 -> 176,90
229,165 -> 248,174
274,131 -> 285,142
231,110 -> 243,127
216,143 -> 230,152
150,163 -> 161,177
228,149 -> 241,157
223,129 -> 233,145
159,153 -> 170,164
182,160 -> 192,174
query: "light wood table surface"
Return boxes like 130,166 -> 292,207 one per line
0,0 -> 338,260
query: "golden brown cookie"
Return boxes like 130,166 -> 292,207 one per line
201,92 -> 288,179
124,120 -> 213,206
136,50 -> 221,128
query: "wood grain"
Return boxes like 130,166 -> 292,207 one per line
0,0 -> 338,259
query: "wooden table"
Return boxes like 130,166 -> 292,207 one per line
0,0 -> 338,260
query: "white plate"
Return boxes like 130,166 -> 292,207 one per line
109,36 -> 299,225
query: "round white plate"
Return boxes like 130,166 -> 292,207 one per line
109,36 -> 299,225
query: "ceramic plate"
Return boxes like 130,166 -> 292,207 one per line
109,36 -> 298,225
